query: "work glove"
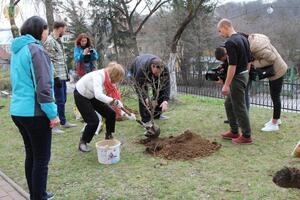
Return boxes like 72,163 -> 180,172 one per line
54,77 -> 62,88
125,113 -> 136,121
112,99 -> 123,109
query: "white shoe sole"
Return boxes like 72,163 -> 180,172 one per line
261,127 -> 279,132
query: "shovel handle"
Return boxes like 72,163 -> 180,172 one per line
121,107 -> 145,127
120,107 -> 131,116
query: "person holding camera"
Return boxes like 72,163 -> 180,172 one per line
44,21 -> 77,134
217,19 -> 252,144
74,33 -> 99,79
240,33 -> 288,132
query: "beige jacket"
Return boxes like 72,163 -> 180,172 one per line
248,33 -> 287,81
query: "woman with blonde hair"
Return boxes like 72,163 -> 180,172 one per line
74,62 -> 136,152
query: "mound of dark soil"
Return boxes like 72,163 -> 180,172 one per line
138,130 -> 221,160
273,167 -> 300,189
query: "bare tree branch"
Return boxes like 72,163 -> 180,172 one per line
14,0 -> 21,5
171,0 -> 204,53
134,0 -> 170,35
129,0 -> 142,20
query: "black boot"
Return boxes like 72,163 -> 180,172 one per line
105,132 -> 114,140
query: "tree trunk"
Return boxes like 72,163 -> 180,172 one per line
9,0 -> 20,38
129,34 -> 139,57
167,1 -> 204,100
167,53 -> 178,99
44,0 -> 55,32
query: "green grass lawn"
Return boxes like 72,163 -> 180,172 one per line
1,94 -> 300,200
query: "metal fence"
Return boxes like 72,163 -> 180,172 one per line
176,71 -> 300,112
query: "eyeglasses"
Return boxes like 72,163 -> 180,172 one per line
154,65 -> 161,69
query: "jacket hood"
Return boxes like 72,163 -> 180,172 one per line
248,33 -> 271,53
11,34 -> 39,54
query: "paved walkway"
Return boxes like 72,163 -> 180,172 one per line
0,170 -> 29,200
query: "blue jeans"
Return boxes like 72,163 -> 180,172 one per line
54,80 -> 67,125
11,116 -> 52,200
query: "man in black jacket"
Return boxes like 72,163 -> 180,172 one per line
129,54 -> 170,126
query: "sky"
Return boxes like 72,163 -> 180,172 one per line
0,0 -> 276,39
218,0 -> 275,5
0,0 -> 46,29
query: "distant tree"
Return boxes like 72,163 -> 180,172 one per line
167,0 -> 215,99
9,0 -> 21,38
43,0 -> 55,32
89,0 -> 170,63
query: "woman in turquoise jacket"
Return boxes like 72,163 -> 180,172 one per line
10,16 -> 60,200
74,33 -> 99,79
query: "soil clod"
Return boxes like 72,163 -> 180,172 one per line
138,130 -> 221,160
273,167 -> 300,189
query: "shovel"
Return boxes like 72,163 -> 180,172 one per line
120,107 -> 160,138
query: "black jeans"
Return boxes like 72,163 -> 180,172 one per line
11,116 -> 51,200
269,76 -> 284,119
74,89 -> 116,142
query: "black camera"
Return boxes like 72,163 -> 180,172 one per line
205,65 -> 226,81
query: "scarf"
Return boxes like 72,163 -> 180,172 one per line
103,70 -> 122,118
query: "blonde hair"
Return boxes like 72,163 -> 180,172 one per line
217,18 -> 232,28
106,61 -> 125,83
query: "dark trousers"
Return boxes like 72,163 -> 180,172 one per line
225,73 -> 251,137
54,80 -> 67,125
245,80 -> 252,111
138,92 -> 164,123
74,89 -> 116,142
11,116 -> 51,200
269,76 -> 284,119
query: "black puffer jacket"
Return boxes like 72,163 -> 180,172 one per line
129,54 -> 170,101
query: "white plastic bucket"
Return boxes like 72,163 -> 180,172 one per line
95,139 -> 121,164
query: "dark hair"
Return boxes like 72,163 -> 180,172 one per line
76,33 -> 91,47
215,47 -> 227,61
20,16 -> 48,40
53,21 -> 66,29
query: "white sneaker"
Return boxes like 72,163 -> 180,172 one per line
159,115 -> 169,120
52,127 -> 65,134
61,121 -> 77,128
264,119 -> 281,127
261,123 -> 279,132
